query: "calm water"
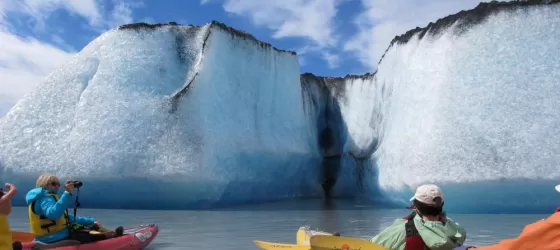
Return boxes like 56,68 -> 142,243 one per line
7,199 -> 548,249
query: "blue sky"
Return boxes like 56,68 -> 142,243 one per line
0,0 -> 484,116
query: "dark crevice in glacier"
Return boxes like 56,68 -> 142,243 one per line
300,72 -> 381,197
169,32 -> 210,113
167,21 -> 299,113
301,73 -> 352,197
170,25 -> 209,113
117,22 -> 210,113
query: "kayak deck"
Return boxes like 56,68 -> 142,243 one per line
254,226 -> 335,250
19,224 -> 159,250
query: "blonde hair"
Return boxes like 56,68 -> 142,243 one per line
36,174 -> 59,188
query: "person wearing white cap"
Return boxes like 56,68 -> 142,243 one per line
369,184 -> 471,250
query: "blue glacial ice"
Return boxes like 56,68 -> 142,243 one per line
1,1 -> 560,213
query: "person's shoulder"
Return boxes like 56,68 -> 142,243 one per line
391,216 -> 408,224
376,217 -> 408,234
25,187 -> 47,204
445,216 -> 459,223
384,217 -> 408,231
370,217 -> 408,247
444,216 -> 466,229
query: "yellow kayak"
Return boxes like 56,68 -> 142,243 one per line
296,226 -> 334,245
253,240 -> 310,250
254,226 -> 335,250
310,235 -> 388,250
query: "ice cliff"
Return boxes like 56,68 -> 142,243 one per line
1,0 -> 559,213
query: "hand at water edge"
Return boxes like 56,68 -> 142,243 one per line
93,221 -> 102,230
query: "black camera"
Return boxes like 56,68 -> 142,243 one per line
72,180 -> 83,188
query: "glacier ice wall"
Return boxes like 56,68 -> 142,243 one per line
299,0 -> 560,213
0,22 -> 326,209
362,0 -> 560,213
1,1 -> 560,212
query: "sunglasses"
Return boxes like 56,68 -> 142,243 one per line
50,181 -> 60,186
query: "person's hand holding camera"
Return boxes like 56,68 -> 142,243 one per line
64,180 -> 74,194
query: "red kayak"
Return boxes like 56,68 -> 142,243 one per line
20,224 -> 159,250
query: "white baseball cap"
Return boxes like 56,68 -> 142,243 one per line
410,184 -> 444,205
555,184 -> 560,193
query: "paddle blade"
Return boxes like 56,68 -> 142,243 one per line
254,240 -> 310,250
11,231 -> 34,243
310,235 -> 388,250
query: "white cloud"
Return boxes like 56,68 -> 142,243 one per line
0,28 -> 75,117
0,29 -> 74,98
344,0 -> 483,71
0,0 -> 102,31
0,0 -> 139,31
0,0 -> 140,117
321,51 -> 341,69
106,0 -> 146,28
108,1 -> 135,28
203,0 -> 345,69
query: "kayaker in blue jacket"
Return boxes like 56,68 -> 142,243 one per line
25,174 -> 121,244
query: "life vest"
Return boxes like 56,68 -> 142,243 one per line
28,193 -> 69,237
403,211 -> 429,250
